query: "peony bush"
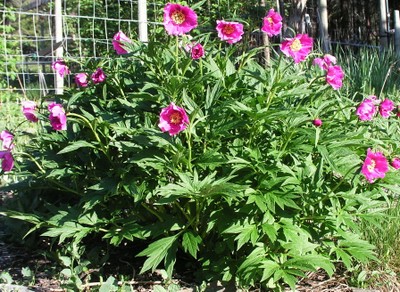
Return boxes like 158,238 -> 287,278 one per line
2,2 -> 400,290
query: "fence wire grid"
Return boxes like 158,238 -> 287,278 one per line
1,0 -> 161,98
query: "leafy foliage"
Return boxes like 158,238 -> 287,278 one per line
2,3 -> 400,290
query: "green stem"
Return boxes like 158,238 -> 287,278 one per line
67,112 -> 111,161
49,179 -> 83,196
174,201 -> 197,231
186,128 -> 192,172
13,151 -> 45,173
175,36 -> 180,75
141,202 -> 164,222
315,164 -> 360,206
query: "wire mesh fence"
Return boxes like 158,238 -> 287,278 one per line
1,0 -> 164,98
1,0 -> 386,99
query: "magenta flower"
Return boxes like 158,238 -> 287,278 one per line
356,98 -> 377,121
216,20 -> 244,44
0,151 -> 14,172
112,31 -> 132,55
312,119 -> 322,127
0,130 -> 14,151
52,59 -> 70,77
313,54 -> 337,71
91,68 -> 106,84
48,102 -> 67,131
326,65 -> 344,90
379,98 -> 394,118
163,3 -> 198,36
261,8 -> 282,37
191,43 -> 204,59
22,100 -> 38,122
391,157 -> 400,170
280,34 -> 313,63
158,102 -> 189,136
361,148 -> 389,183
75,73 -> 88,87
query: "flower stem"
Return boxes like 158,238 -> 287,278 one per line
67,112 -> 111,161
14,151 -> 45,173
141,202 -> 164,222
186,128 -> 192,172
175,36 -> 180,75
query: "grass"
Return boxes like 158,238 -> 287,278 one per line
337,46 -> 400,99
355,200 -> 400,290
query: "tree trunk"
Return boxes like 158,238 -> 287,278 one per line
379,0 -> 389,48
286,0 -> 307,37
318,0 -> 330,52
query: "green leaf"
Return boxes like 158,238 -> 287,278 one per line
137,235 -> 178,276
67,91 -> 85,108
284,255 -> 335,277
153,286 -> 167,292
57,140 -> 96,154
335,247 -> 353,269
182,231 -> 202,259
260,260 -> 280,282
99,276 -> 118,292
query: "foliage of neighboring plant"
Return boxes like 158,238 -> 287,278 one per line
2,2 -> 400,291
0,3 -> 20,90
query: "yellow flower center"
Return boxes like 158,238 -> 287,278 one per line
170,111 -> 182,124
171,11 -> 186,24
267,17 -> 273,24
367,160 -> 376,172
290,38 -> 302,52
222,25 -> 234,35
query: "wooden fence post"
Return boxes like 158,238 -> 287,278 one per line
55,0 -> 63,95
138,0 -> 148,43
260,0 -> 270,66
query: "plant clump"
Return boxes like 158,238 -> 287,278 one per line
1,2 -> 400,291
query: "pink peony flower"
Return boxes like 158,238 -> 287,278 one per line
379,98 -> 394,118
163,3 -> 198,36
361,148 -> 389,183
52,59 -> 70,77
91,68 -> 106,84
313,54 -> 337,71
0,130 -> 14,151
22,100 -> 38,122
326,65 -> 344,90
261,8 -> 282,37
48,102 -> 67,131
356,98 -> 377,121
216,20 -> 244,44
312,119 -> 322,127
0,151 -> 14,172
191,43 -> 204,59
280,34 -> 313,63
112,31 -> 132,55
391,157 -> 400,170
75,73 -> 88,87
158,102 -> 189,136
